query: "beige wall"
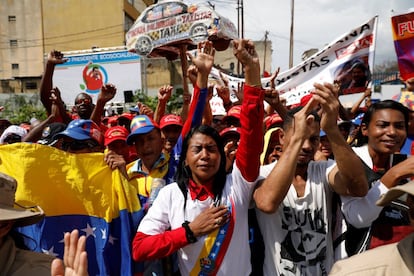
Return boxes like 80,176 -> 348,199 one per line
0,0 -> 152,94
0,0 -> 44,81
42,0 -> 125,53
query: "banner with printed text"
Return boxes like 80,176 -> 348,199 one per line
391,10 -> 414,81
210,16 -> 378,106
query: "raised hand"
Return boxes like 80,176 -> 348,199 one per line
312,82 -> 340,132
137,102 -> 154,118
232,39 -> 261,87
98,83 -> 116,103
50,229 -> 88,276
224,140 -> 237,172
158,85 -> 173,103
48,50 -> 68,65
187,41 -> 215,76
186,65 -> 198,86
182,93 -> 191,105
233,39 -> 259,68
264,88 -> 281,108
269,67 -> 281,89
49,90 -> 61,119
216,84 -> 231,105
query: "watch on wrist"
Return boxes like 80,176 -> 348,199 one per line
182,220 -> 197,243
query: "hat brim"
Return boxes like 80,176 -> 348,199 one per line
104,137 -> 127,146
160,122 -> 183,129
376,180 -> 414,206
0,205 -> 45,227
54,131 -> 92,141
221,131 -> 240,139
126,126 -> 155,145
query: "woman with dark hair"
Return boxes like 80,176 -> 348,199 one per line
339,99 -> 414,256
131,39 -> 265,275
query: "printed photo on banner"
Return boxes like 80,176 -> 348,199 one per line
333,54 -> 371,95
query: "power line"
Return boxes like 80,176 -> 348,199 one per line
0,24 -> 124,46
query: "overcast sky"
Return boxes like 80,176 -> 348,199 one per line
190,0 -> 413,71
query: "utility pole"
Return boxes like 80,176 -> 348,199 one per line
237,0 -> 244,76
289,0 -> 295,68
263,31 -> 269,75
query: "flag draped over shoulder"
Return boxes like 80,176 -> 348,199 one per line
0,143 -> 143,276
391,10 -> 414,81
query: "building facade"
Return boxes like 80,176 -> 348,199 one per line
0,0 -> 153,94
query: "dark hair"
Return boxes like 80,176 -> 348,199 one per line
350,62 -> 367,72
176,125 -> 227,210
283,106 -> 321,130
356,100 -> 409,146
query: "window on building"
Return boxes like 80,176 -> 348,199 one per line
8,16 -> 16,22
10,40 -> 18,47
11,63 -> 19,70
124,14 -> 134,33
25,82 -> 37,90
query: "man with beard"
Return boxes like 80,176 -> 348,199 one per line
253,84 -> 368,276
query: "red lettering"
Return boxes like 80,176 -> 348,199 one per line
397,20 -> 414,36
335,35 -> 373,59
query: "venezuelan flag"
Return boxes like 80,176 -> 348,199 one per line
0,143 -> 143,275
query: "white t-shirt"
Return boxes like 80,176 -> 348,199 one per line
257,160 -> 336,276
138,164 -> 256,276
340,145 -> 389,228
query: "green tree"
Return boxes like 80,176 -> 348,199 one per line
1,95 -> 47,124
374,60 -> 399,73
132,88 -> 186,115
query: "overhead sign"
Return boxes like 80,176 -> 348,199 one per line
53,49 -> 141,105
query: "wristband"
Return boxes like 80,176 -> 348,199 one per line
182,221 -> 197,243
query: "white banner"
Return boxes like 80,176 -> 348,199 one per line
211,16 -> 378,106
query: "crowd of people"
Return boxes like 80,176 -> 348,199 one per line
1,37 -> 414,276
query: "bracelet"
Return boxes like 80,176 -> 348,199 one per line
182,221 -> 197,243
248,83 -> 262,88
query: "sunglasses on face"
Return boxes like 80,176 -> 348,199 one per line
75,98 -> 92,106
61,139 -> 100,151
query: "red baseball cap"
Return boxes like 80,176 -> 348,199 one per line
291,93 -> 314,109
219,127 -> 240,139
118,112 -> 135,121
264,113 -> 283,130
104,126 -> 129,146
222,105 -> 241,123
160,114 -> 183,129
